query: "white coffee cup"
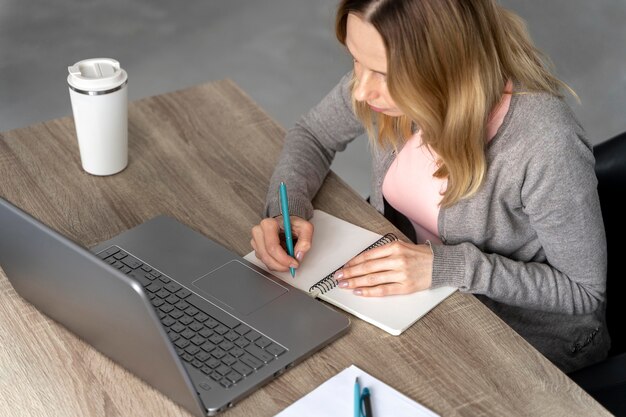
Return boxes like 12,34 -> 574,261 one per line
67,58 -> 128,176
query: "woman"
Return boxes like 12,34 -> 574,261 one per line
250,0 -> 608,372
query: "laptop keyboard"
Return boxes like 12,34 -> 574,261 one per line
97,246 -> 287,389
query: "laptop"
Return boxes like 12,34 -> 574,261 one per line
0,197 -> 350,416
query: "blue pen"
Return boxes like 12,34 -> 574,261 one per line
354,377 -> 361,417
279,182 -> 296,278
362,387 -> 373,417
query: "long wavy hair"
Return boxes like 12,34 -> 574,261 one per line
336,0 -> 572,207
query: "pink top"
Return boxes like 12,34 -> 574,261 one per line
382,82 -> 513,243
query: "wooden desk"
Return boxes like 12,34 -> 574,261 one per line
0,81 -> 609,416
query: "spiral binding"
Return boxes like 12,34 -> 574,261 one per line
308,233 -> 398,296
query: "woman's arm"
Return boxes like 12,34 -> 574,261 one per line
264,72 -> 365,219
432,130 -> 607,315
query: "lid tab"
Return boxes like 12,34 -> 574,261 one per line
67,58 -> 127,93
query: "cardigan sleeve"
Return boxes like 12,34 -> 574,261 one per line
264,72 -> 365,219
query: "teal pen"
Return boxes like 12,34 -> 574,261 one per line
354,377 -> 361,417
279,182 -> 296,278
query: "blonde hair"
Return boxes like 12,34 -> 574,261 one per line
336,0 -> 572,207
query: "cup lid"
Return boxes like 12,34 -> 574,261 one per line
67,58 -> 128,92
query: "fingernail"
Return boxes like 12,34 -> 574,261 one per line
335,271 -> 344,280
353,289 -> 362,296
338,281 -> 348,288
290,263 -> 298,269
296,251 -> 303,261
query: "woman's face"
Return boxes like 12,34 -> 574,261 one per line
345,13 -> 403,117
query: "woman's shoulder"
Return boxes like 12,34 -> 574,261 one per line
501,88 -> 590,156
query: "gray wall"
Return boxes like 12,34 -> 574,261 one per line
2,0 -> 624,198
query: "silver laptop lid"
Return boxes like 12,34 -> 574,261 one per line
0,198 -> 206,417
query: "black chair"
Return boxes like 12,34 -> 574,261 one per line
568,131 -> 626,416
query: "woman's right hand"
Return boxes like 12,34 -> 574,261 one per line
250,216 -> 314,273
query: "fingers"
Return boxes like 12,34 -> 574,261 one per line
335,240 -> 433,296
290,217 -> 314,261
251,217 -> 297,272
250,216 -> 314,272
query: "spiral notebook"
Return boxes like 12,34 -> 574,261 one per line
244,210 -> 456,335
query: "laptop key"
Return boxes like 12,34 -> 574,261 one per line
121,255 -> 142,270
97,246 -> 120,259
179,315 -> 194,326
210,371 -> 222,381
195,351 -> 211,362
222,354 -> 236,366
146,283 -> 161,293
219,379 -> 232,389
190,335 -> 205,346
200,366 -> 212,375
194,313 -> 209,323
234,338 -> 249,348
211,348 -> 226,359
162,316 -> 176,327
199,328 -> 213,338
169,309 -> 184,319
219,341 -> 234,351
165,282 -> 181,293
206,357 -> 221,369
201,342 -> 216,353
244,344 -> 275,364
165,295 -> 180,305
204,318 -> 219,329
186,346 -> 201,356
176,288 -> 192,299
265,343 -> 286,357
230,347 -> 245,358
245,330 -> 261,342
234,324 -> 251,336
184,306 -> 199,316
151,298 -> 165,308
255,336 -> 272,349
170,322 -> 186,333
224,330 -> 239,342
141,265 -> 152,273
113,252 -> 127,260
232,361 -> 253,377
225,371 -> 242,384
189,322 -> 203,332
214,325 -> 229,335
159,304 -> 174,313
175,301 -> 190,311
156,289 -> 170,299
175,339 -> 190,349
215,364 -> 230,376
181,329 -> 195,339
240,354 -> 264,370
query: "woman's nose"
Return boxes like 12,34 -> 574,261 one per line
353,71 -> 379,102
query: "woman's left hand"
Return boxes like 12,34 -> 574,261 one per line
334,240 -> 433,296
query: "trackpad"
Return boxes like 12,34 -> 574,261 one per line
192,260 -> 287,315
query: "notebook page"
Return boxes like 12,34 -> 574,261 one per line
244,210 -> 382,293
276,364 -> 439,417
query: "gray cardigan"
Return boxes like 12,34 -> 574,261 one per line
265,72 -> 609,372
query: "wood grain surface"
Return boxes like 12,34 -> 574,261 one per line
0,80 -> 609,416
